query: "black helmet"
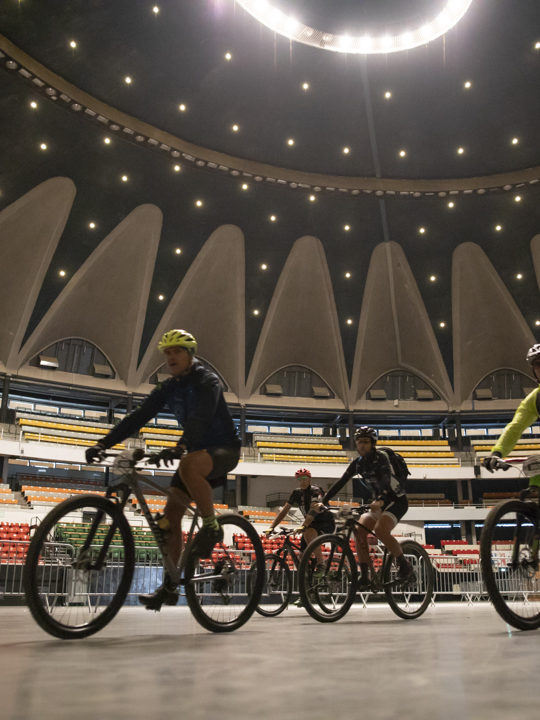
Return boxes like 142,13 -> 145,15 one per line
354,426 -> 377,442
526,343 -> 540,364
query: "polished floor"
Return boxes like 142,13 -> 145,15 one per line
1,603 -> 540,720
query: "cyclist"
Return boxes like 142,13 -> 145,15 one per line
85,329 -> 241,610
267,468 -> 335,574
483,344 -> 540,478
323,426 -> 414,588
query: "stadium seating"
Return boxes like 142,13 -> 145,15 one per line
472,437 -> 540,459
254,433 -> 350,464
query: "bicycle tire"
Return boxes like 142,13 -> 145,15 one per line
184,513 -> 264,632
24,495 -> 135,640
298,534 -> 357,623
256,553 -> 292,617
480,500 -> 540,631
383,540 -> 434,620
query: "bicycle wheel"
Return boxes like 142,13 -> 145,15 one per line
184,513 -> 264,632
256,553 -> 292,617
480,500 -> 540,631
24,495 -> 135,639
298,534 -> 357,623
384,541 -> 434,620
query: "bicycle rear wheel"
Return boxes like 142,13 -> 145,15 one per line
256,553 -> 292,617
384,541 -> 433,620
184,514 -> 264,632
298,534 -> 357,623
24,495 -> 134,639
480,500 -> 540,631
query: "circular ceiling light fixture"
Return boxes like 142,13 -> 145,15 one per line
236,1 -> 474,55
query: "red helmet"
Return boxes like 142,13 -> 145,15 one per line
295,468 -> 311,478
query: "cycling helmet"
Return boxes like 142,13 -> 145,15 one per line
354,426 -> 378,443
526,343 -> 540,364
295,468 -> 311,479
158,329 -> 197,354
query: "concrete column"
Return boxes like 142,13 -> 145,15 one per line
0,374 -> 11,423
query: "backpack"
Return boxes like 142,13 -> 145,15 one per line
378,447 -> 410,489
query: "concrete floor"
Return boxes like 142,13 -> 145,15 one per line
1,604 -> 540,720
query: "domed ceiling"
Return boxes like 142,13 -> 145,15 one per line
0,0 -> 539,401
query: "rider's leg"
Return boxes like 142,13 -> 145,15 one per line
163,487 -> 190,566
354,514 -> 376,584
178,450 -> 214,518
374,513 -> 413,578
303,527 -> 323,565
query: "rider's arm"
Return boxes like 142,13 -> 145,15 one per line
491,388 -> 539,457
322,460 -> 357,504
270,503 -> 292,530
180,373 -> 222,451
97,382 -> 170,450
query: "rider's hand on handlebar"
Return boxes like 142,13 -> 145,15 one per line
148,446 -> 184,468
483,452 -> 502,473
263,528 -> 274,536
85,442 -> 106,464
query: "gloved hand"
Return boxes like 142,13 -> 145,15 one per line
148,447 -> 184,468
263,528 -> 275,536
483,452 -> 502,473
85,443 -> 106,464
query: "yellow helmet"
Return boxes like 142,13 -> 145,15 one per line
158,329 -> 197,354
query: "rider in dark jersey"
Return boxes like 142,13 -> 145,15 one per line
85,329 -> 240,610
323,426 -> 413,588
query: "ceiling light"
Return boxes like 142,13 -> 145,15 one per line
516,273 -> 523,280
344,272 -> 351,279
511,137 -> 519,145
344,224 -> 351,231
235,1 -> 474,55
260,263 -> 268,270
287,138 -> 295,146
158,294 -> 165,301
302,82 -> 310,91
429,275 -> 437,282
439,322 -> 446,328
269,214 -> 277,222
195,199 -> 203,207
399,149 -> 407,158
232,124 -> 239,132
447,201 -> 455,208
124,76 -> 132,85
309,194 -> 316,202
29,101 -> 38,109
534,41 -> 540,50
152,5 -> 160,14
178,103 -> 187,112
514,195 -> 522,202
418,227 -> 426,235
88,222 -> 96,229
224,52 -> 232,61
39,142 -> 47,151
121,175 -> 128,182
58,270 -> 66,278
173,164 -> 181,172
346,319 -> 353,326
69,40 -> 77,49
464,80 -> 472,89
103,136 -> 111,145
241,183 -> 249,191
457,146 -> 465,155
495,224 -> 502,232
175,248 -> 182,255
535,320 -> 540,327
342,146 -> 350,155
384,91 -> 392,99
253,309 -> 260,316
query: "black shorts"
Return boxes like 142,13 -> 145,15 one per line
381,495 -> 408,525
170,444 -> 241,497
300,511 -> 335,551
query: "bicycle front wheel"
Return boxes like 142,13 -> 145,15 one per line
256,553 -> 292,617
184,514 -> 264,632
384,541 -> 434,620
24,495 -> 135,639
298,534 -> 357,623
480,500 -> 540,631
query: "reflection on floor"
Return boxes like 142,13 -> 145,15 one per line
1,604 -> 540,720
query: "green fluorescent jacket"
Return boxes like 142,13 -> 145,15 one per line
491,386 -> 540,457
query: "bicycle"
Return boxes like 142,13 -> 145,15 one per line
23,448 -> 265,639
256,527 -> 305,617
298,505 -> 434,622
479,455 -> 540,631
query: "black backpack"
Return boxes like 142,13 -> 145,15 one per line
378,447 -> 411,489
